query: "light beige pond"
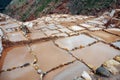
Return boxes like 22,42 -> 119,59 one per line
55,34 -> 97,50
31,41 -> 75,72
7,31 -> 27,42
44,61 -> 89,80
71,42 -> 120,68
1,45 -> 34,70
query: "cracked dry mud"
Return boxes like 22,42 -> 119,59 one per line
0,11 -> 120,80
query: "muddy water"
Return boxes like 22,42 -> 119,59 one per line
31,41 -> 75,72
0,41 -> 74,80
87,31 -> 120,43
60,21 -> 77,27
0,66 -> 39,80
44,61 -> 89,80
29,31 -> 47,40
72,42 -> 120,68
105,28 -> 120,36
1,45 -> 34,70
55,34 -> 97,50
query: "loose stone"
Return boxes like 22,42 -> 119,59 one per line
81,71 -> 92,80
12,67 -> 17,70
103,59 -> 120,67
33,64 -> 39,70
7,68 -> 12,71
96,66 -> 111,77
105,66 -> 119,75
33,58 -> 37,64
114,55 -> 120,62
22,63 -> 30,67
73,77 -> 84,80
103,59 -> 120,74
37,69 -> 42,74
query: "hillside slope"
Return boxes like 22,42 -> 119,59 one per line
3,0 -> 120,21
0,0 -> 11,12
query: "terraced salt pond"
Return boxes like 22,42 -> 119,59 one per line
1,45 -> 34,70
55,34 -> 97,51
71,42 -> 120,68
0,11 -> 120,80
7,31 -> 27,42
112,41 -> 120,49
105,28 -> 120,36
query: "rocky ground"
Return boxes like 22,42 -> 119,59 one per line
0,9 -> 120,80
